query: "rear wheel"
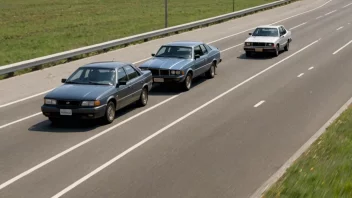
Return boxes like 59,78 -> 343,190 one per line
103,101 -> 115,124
205,62 -> 216,79
137,87 -> 148,107
182,72 -> 192,91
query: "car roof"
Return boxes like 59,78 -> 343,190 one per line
256,25 -> 281,29
82,61 -> 130,69
164,41 -> 204,47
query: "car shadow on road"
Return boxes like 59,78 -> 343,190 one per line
149,75 -> 208,96
28,102 -> 140,132
237,52 -> 277,60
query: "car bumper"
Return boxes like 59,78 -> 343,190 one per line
41,105 -> 107,119
152,75 -> 186,83
244,47 -> 277,53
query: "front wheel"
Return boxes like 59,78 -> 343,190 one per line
205,62 -> 216,79
137,87 -> 148,107
284,40 -> 290,51
274,45 -> 279,57
182,72 -> 192,91
102,101 -> 116,124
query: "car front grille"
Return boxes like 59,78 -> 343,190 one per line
148,69 -> 171,76
57,100 -> 81,108
252,42 -> 266,47
149,69 -> 160,76
159,70 -> 169,75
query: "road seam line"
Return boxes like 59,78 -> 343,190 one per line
254,100 -> 265,108
325,10 -> 336,16
250,96 -> 352,198
290,22 -> 307,30
51,39 -> 321,198
333,40 -> 352,55
0,95 -> 179,190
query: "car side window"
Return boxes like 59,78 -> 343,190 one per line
117,68 -> 128,83
124,65 -> 140,81
194,45 -> 204,56
204,44 -> 212,52
200,45 -> 208,54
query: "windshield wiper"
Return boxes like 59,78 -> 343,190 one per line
89,81 -> 112,86
65,81 -> 84,84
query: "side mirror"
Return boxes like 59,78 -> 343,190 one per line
248,33 -> 252,35
194,54 -> 201,59
61,78 -> 67,83
151,53 -> 155,57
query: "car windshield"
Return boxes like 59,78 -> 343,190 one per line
252,28 -> 278,37
66,67 -> 116,85
155,46 -> 192,59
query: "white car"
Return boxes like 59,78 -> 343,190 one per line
244,25 -> 292,57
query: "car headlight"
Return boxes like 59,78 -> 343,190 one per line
170,70 -> 183,75
82,100 -> 101,107
266,43 -> 274,46
44,99 -> 57,105
245,42 -> 252,46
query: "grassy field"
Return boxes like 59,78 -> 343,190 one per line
264,105 -> 352,198
0,0 -> 275,66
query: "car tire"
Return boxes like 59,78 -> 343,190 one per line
137,87 -> 148,107
246,51 -> 251,57
274,45 -> 279,57
284,40 -> 290,51
205,62 -> 216,79
49,118 -> 60,125
103,101 -> 116,124
182,72 -> 192,91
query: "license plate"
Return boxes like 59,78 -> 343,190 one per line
154,78 -> 164,83
255,48 -> 263,52
60,109 -> 72,116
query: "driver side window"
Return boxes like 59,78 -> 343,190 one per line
117,68 -> 128,83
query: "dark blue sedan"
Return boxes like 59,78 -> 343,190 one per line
139,41 -> 222,90
41,61 -> 152,124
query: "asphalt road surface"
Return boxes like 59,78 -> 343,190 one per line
0,0 -> 352,197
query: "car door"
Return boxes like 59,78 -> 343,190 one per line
278,26 -> 287,49
116,67 -> 131,109
200,44 -> 211,73
193,45 -> 206,77
124,65 -> 143,103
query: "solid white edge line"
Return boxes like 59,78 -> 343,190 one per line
308,66 -> 314,70
254,100 -> 265,108
250,95 -> 352,198
343,2 -> 352,8
0,112 -> 42,130
332,40 -> 352,55
0,0 -> 333,109
336,26 -> 344,30
325,10 -> 337,16
297,73 -> 304,77
51,39 -> 321,198
0,95 -> 179,191
290,22 -> 307,30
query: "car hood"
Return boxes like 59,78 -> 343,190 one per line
45,84 -> 113,101
140,57 -> 192,70
245,36 -> 279,43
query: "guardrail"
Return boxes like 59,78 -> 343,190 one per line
0,0 -> 293,76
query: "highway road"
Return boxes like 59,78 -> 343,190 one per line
0,0 -> 352,197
